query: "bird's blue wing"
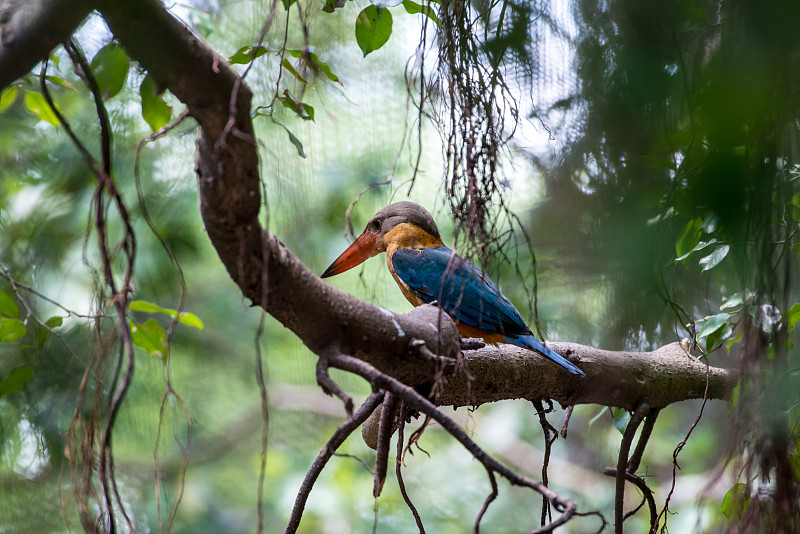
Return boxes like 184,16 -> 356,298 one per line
391,246 -> 529,337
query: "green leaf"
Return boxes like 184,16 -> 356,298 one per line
699,244 -> 729,272
24,91 -> 59,126
91,43 -> 129,100
725,329 -> 743,355
129,300 -> 204,330
228,45 -> 269,65
355,6 -> 393,57
130,319 -> 168,359
675,217 -> 703,260
277,90 -> 314,121
697,312 -> 729,339
720,292 -> 743,311
287,50 -> 341,84
36,316 -> 63,346
280,58 -> 310,85
706,324 -> 732,353
0,366 -> 35,398
0,86 -> 18,112
676,238 -> 717,262
787,302 -> 800,333
284,126 -> 306,158
721,483 -> 750,522
282,0 -> 296,9
612,408 -> 630,434
0,289 -> 19,318
139,75 -> 172,132
402,0 -> 439,26
322,0 -> 348,13
667,0 -> 707,32
0,318 -> 26,342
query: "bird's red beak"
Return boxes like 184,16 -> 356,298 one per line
321,231 -> 380,278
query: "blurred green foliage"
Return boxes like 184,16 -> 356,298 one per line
0,0 -> 798,532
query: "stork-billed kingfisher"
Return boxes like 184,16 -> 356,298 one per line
321,201 -> 584,376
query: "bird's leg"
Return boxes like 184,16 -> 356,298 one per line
316,355 -> 354,420
560,405 -> 574,438
460,338 -> 485,350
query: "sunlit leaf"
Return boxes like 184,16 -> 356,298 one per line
402,0 -> 440,25
0,86 -> 18,112
0,289 -> 19,318
0,318 -> 26,342
787,302 -> 800,333
697,312 -> 729,339
699,244 -> 729,272
140,75 -> 172,132
0,366 -> 35,398
129,300 -> 204,330
36,316 -> 64,346
721,483 -> 750,522
91,43 -> 129,100
675,217 -> 703,260
612,408 -> 630,434
228,45 -> 269,65
130,318 -> 168,359
24,91 -> 59,126
355,6 -> 393,57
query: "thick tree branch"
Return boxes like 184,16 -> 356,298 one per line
0,0 -> 94,88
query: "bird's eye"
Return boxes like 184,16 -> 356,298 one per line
370,220 -> 381,232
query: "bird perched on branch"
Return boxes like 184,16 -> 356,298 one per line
321,201 -> 584,376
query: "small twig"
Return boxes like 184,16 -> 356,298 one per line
532,400 -> 558,526
332,452 -> 374,474
474,469 -> 498,534
560,405 -> 574,438
603,468 -> 657,532
613,402 -> 649,534
285,393 -> 384,534
628,409 -> 660,473
395,403 -> 426,533
316,356 -> 354,419
373,392 -> 396,498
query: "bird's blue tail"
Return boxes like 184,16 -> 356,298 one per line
508,335 -> 585,376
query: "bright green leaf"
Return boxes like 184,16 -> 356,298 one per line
402,0 -> 440,25
675,217 -> 703,260
612,408 -> 630,434
0,318 -> 26,342
0,366 -> 35,398
699,244 -> 729,272
726,329 -> 743,355
0,86 -> 18,112
721,483 -> 750,522
706,324 -> 732,353
787,302 -> 800,333
36,316 -> 64,346
355,6 -> 393,57
129,300 -> 204,330
130,318 -> 168,359
91,43 -> 129,100
24,91 -> 59,126
140,75 -> 172,132
697,312 -> 729,339
45,75 -> 76,90
0,289 -> 19,318
229,45 -> 269,65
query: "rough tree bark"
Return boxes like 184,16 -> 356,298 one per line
0,0 -> 737,412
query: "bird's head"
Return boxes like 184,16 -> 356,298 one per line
321,201 -> 441,278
